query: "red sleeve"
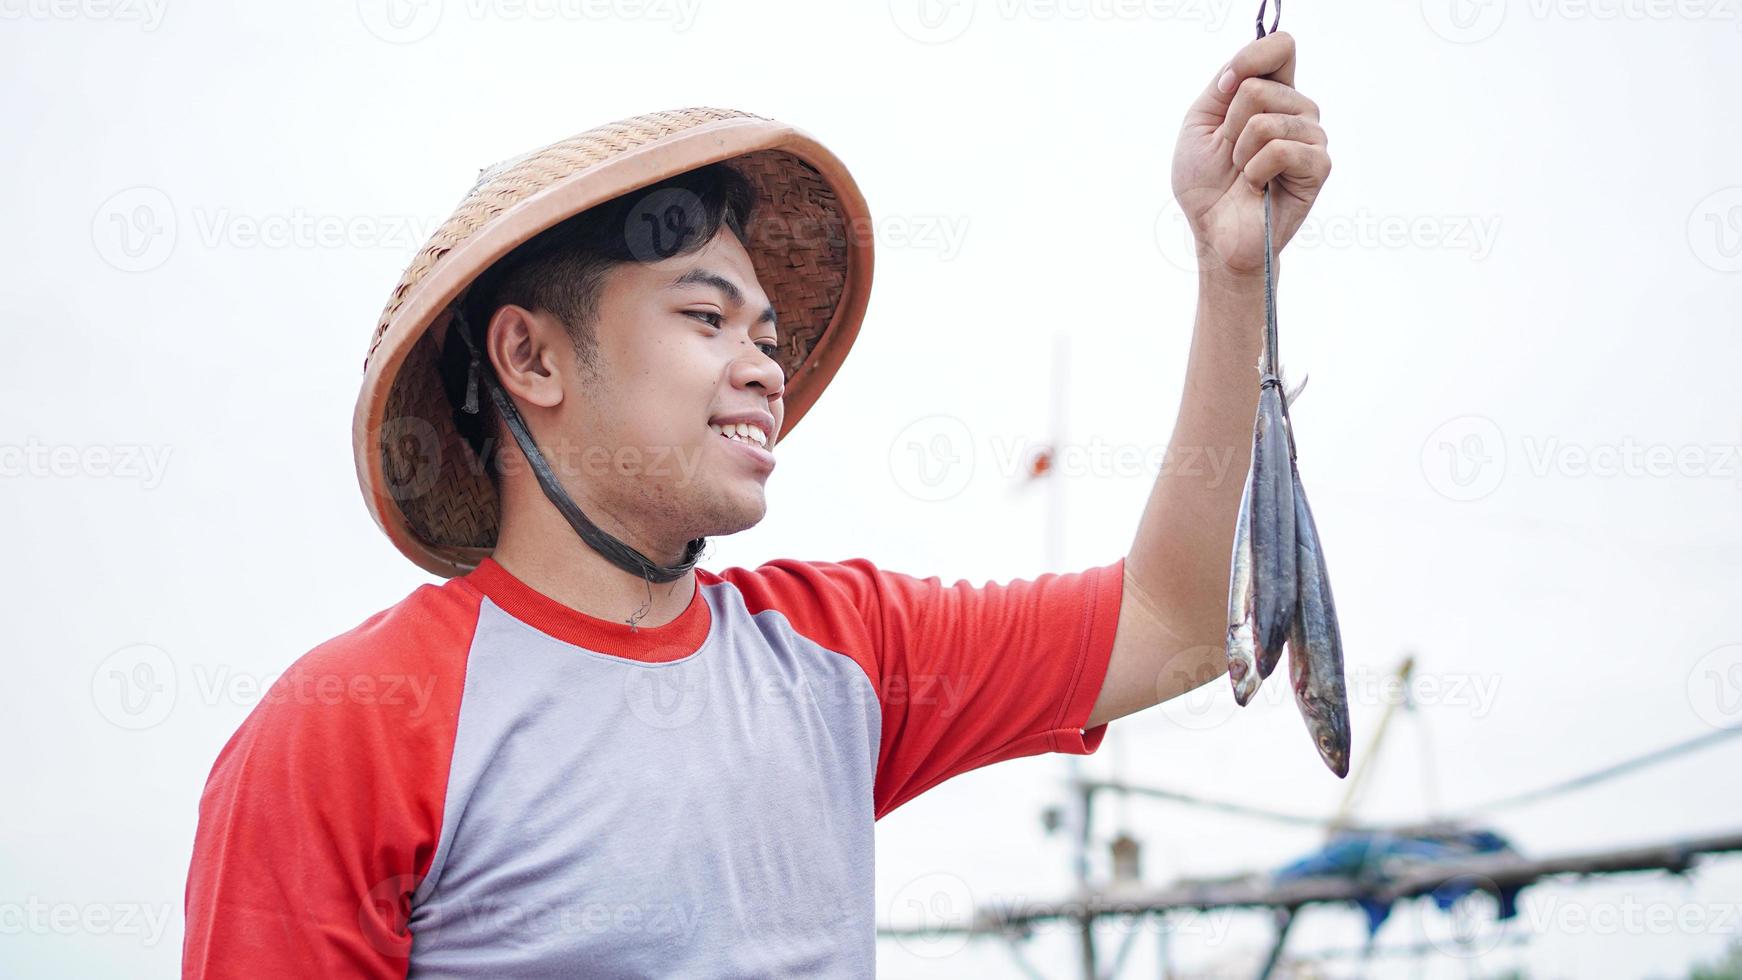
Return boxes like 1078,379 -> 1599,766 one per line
712,556 -> 1124,819
181,583 -> 477,979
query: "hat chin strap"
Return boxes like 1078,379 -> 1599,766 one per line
449,308 -> 706,586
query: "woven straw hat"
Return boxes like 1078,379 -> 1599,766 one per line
353,107 -> 874,578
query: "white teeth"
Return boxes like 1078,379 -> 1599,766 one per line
710,422 -> 768,448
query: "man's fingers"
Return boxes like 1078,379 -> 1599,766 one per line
1240,140 -> 1332,192
1205,30 -> 1297,105
1231,113 -> 1327,173
1217,79 -> 1320,146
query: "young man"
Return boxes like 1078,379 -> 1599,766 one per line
184,32 -> 1329,978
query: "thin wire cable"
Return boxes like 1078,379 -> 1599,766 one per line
1087,723 -> 1742,828
1454,722 -> 1742,818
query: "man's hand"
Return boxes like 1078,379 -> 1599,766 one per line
1171,31 -> 1330,279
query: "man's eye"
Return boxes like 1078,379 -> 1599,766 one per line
689,310 -> 777,359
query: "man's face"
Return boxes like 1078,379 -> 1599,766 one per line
552,225 -> 785,550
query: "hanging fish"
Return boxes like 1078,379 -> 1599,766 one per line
1285,460 -> 1352,777
1227,371 -> 1308,705
1248,379 -> 1296,676
1222,0 -> 1353,779
1225,461 -> 1261,706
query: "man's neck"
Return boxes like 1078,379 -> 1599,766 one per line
487,482 -> 698,630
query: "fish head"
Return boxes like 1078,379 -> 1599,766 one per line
1226,626 -> 1259,706
1229,663 -> 1258,707
1303,697 -> 1351,778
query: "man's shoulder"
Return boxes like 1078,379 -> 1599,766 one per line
243,576 -> 483,743
295,574 -> 486,676
698,558 -> 918,671
700,556 -> 892,612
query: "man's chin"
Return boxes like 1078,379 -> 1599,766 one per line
690,488 -> 767,540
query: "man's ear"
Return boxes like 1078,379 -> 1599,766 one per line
488,305 -> 565,410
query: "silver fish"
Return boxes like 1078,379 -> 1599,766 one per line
1249,382 -> 1296,677
1285,464 -> 1351,778
1225,460 -> 1261,706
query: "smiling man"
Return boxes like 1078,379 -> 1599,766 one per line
183,31 -> 1329,980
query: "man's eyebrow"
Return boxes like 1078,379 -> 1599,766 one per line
667,268 -> 777,329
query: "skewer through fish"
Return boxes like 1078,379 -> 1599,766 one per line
1221,0 -> 1352,779
1248,379 -> 1296,677
1226,371 -> 1307,706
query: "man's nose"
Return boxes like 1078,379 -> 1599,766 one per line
730,343 -> 785,402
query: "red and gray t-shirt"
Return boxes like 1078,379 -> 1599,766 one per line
183,554 -> 1125,977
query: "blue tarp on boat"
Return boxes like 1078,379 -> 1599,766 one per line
1272,828 -> 1522,934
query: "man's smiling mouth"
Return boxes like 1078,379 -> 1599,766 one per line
707,421 -> 769,448
706,410 -> 775,450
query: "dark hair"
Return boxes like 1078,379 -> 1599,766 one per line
439,162 -> 759,481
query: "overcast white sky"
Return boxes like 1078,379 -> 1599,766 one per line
4,0 -> 1741,976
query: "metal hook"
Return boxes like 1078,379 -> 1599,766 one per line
1255,0 -> 1280,37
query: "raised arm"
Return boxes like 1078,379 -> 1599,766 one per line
1087,31 -> 1332,729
